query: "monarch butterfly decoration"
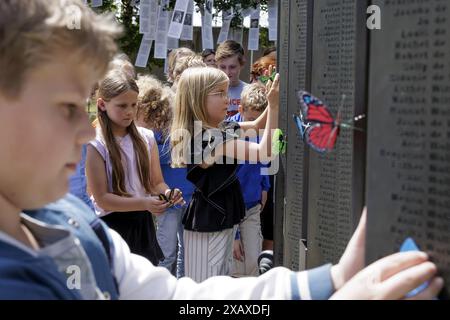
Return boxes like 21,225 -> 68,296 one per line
293,91 -> 365,154
272,128 -> 286,155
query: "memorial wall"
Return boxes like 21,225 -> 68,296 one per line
276,0 -> 366,269
366,0 -> 450,297
276,0 -> 449,296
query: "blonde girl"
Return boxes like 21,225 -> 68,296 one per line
170,66 -> 279,282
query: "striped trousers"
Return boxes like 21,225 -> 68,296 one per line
183,225 -> 237,283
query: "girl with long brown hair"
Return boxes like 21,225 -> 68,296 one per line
86,70 -> 183,265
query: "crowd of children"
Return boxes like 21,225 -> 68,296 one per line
0,0 -> 444,300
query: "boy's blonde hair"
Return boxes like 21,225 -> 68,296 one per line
240,83 -> 268,113
215,40 -> 245,65
167,47 -> 195,82
136,75 -> 174,137
0,0 -> 121,99
170,67 -> 229,167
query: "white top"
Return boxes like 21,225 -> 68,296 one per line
88,126 -> 156,217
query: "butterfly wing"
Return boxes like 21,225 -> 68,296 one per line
305,122 -> 339,153
293,114 -> 307,139
297,91 -> 334,124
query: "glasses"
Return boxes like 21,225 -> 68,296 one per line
207,91 -> 229,99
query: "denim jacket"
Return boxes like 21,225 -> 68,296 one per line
0,194 -> 118,299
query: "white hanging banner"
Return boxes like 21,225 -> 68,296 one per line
141,0 -> 158,39
201,0 -> 214,50
248,5 -> 260,51
154,1 -> 170,59
135,38 -> 153,68
167,12 -> 180,51
240,7 -> 253,18
91,0 -> 103,7
217,9 -> 233,44
268,0 -> 278,41
167,0 -> 190,39
139,0 -> 150,34
167,36 -> 179,50
229,27 -> 243,44
180,0 -> 194,41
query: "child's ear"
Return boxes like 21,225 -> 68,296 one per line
97,98 -> 106,111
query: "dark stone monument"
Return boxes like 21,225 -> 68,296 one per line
305,0 -> 367,268
276,0 -> 366,270
366,0 -> 450,297
273,0 -> 290,268
275,0 -> 313,270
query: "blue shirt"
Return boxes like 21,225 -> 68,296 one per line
228,113 -> 271,210
69,145 -> 94,210
228,81 -> 248,113
154,131 -> 194,201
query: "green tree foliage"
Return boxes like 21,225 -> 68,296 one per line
88,0 -> 272,71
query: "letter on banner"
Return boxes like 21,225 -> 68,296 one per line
168,0 -> 190,39
167,13 -> 180,50
91,0 -> 102,7
248,6 -> 260,51
181,0 -> 194,40
268,0 -> 278,41
154,0 -> 170,59
143,0 -> 159,40
135,39 -> 153,68
202,0 -> 214,50
217,9 -> 233,44
139,0 -> 151,34
229,27 -> 243,43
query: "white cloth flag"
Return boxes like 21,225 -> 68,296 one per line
141,0 -> 158,39
248,6 -> 260,51
167,0 -> 190,39
180,0 -> 194,40
135,38 -> 153,68
201,0 -> 214,50
229,27 -> 243,43
268,0 -> 278,41
139,0 -> 150,34
217,9 -> 233,44
154,1 -> 170,59
91,0 -> 102,7
240,7 -> 253,18
167,14 -> 179,50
